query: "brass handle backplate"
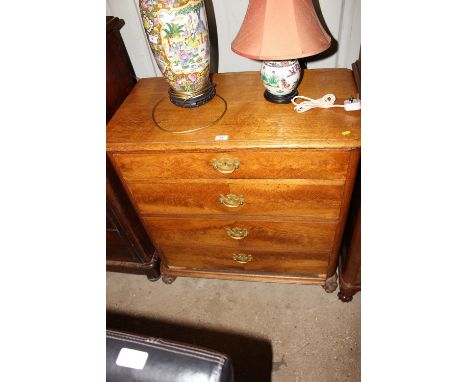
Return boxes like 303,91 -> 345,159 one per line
211,158 -> 240,174
226,227 -> 249,240
232,253 -> 253,264
219,194 -> 244,208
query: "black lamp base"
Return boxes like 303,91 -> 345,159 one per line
169,86 -> 216,108
264,89 -> 298,104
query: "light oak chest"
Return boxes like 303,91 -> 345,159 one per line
107,69 -> 361,290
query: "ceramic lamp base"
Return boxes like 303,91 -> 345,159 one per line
169,86 -> 216,108
261,59 -> 301,104
264,89 -> 298,104
140,0 -> 213,110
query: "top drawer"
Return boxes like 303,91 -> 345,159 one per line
112,150 -> 350,181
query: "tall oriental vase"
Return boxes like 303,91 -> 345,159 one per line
139,0 -> 215,108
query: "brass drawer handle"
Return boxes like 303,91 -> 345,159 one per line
232,253 -> 253,264
211,158 -> 240,174
219,194 -> 244,208
226,227 -> 249,240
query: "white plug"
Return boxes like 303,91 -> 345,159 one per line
344,98 -> 361,111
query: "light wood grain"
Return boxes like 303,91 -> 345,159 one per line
107,69 -> 361,285
128,181 -> 343,219
106,69 -> 361,152
113,149 -> 350,180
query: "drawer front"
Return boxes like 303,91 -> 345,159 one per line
129,181 -> 343,219
113,150 -> 350,181
160,245 -> 329,275
144,217 -> 336,253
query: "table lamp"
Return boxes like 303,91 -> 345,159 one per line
231,0 -> 331,103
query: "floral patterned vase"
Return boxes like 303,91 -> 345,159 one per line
139,0 -> 214,108
261,60 -> 301,103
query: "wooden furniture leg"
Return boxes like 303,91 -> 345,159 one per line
323,273 -> 338,293
338,279 -> 359,302
338,208 -> 361,302
162,275 -> 177,285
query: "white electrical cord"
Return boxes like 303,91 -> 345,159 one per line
291,94 -> 361,113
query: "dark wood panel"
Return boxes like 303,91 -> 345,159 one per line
338,54 -> 361,301
106,156 -> 156,265
106,16 -> 159,280
106,230 -> 137,262
339,158 -> 361,301
106,16 -> 137,123
107,213 -> 116,230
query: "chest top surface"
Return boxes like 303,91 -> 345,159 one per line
106,69 -> 361,152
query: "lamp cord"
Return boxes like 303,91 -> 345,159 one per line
291,94 -> 343,112
292,94 -> 361,113
152,94 -> 227,134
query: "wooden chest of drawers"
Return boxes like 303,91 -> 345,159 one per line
107,69 -> 361,289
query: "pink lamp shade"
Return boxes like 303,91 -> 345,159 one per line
231,0 -> 331,60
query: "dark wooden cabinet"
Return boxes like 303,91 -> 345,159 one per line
338,53 -> 361,301
106,16 -> 137,122
106,16 -> 159,280
338,166 -> 361,301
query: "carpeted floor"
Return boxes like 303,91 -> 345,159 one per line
107,272 -> 360,382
